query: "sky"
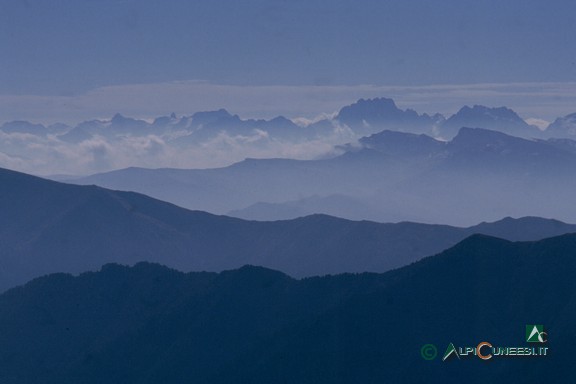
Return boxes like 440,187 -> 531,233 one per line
1,0 -> 576,124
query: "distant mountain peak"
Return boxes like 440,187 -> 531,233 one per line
336,97 -> 438,136
449,105 -> 527,124
356,97 -> 398,110
441,105 -> 539,139
192,108 -> 232,119
546,112 -> 576,137
269,115 -> 293,124
337,98 -> 403,120
189,109 -> 240,129
461,104 -> 518,116
111,113 -> 127,122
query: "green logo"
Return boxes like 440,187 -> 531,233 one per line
526,325 -> 547,343
420,344 -> 438,360
442,342 -> 460,361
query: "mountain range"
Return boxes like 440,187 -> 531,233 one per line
69,127 -> 576,225
3,97 -> 572,143
3,97 -> 576,176
2,166 -> 576,292
0,232 -> 573,383
329,97 -> 444,136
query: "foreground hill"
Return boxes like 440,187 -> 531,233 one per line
0,233 -> 573,383
3,167 -> 576,291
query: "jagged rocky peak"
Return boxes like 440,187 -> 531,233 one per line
335,97 -> 438,136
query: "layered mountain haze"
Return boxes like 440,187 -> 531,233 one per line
0,109 -> 353,176
71,126 -> 576,225
2,166 -> 575,292
1,97 -> 574,176
4,1 -> 575,381
0,233 -> 574,383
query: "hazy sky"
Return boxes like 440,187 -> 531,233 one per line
1,0 -> 575,123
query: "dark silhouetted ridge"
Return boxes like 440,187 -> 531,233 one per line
0,233 -> 574,383
3,166 -> 576,292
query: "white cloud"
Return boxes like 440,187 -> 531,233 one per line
525,118 -> 550,130
292,112 -> 339,127
0,124 -> 357,177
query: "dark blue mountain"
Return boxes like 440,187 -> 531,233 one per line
3,166 -> 576,292
0,233 -> 573,383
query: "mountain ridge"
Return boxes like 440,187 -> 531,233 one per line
2,97 -> 573,144
3,96 -> 575,176
3,166 -> 576,292
71,127 -> 576,224
0,232 -> 574,382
